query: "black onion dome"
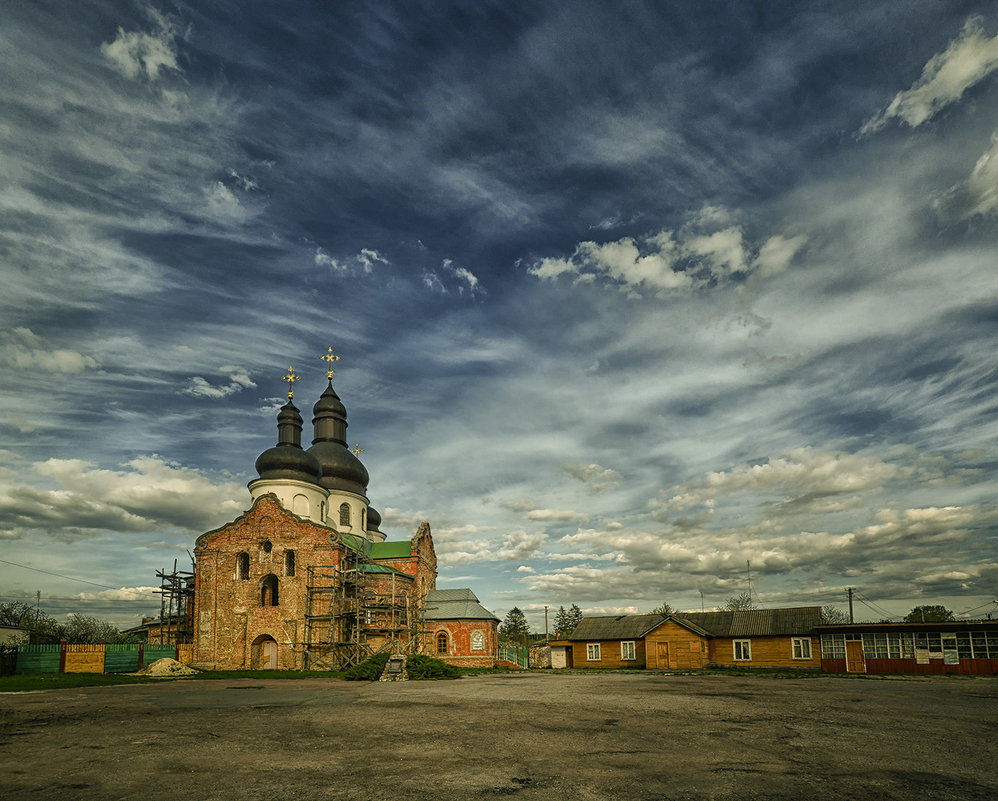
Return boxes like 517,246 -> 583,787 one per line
307,381 -> 369,495
255,400 -> 323,483
255,445 -> 323,482
367,506 -> 382,531
308,441 -> 370,493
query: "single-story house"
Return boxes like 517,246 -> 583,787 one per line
567,607 -> 823,670
816,619 -> 998,675
0,625 -> 30,646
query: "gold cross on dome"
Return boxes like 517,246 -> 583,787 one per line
321,346 -> 340,380
351,443 -> 365,456
282,366 -> 300,399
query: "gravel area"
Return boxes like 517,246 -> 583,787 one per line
1,671 -> 996,800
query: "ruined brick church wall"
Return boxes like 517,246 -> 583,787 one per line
193,495 -> 343,670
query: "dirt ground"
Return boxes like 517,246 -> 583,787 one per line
1,671 -> 996,801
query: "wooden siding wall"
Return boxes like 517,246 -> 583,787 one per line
708,635 -> 820,669
645,621 -> 707,669
570,638 -> 646,669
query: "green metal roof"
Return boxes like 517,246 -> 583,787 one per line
359,563 -> 408,576
369,541 -> 412,559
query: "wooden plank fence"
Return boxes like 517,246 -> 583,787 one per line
8,642 -> 197,674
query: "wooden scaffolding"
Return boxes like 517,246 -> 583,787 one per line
302,549 -> 425,670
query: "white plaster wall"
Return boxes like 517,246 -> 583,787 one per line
248,478 -> 329,523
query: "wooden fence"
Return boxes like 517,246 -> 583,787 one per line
9,643 -> 196,675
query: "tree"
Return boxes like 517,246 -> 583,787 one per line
61,614 -> 137,644
649,602 -> 674,616
905,605 -> 953,623
498,607 -> 531,645
722,592 -> 756,611
553,603 -> 584,637
0,600 -> 61,643
821,605 -> 849,624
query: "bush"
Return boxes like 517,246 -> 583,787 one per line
341,652 -> 461,681
342,652 -> 390,681
405,654 -> 461,680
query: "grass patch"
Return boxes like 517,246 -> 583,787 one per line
0,668 -> 346,692
0,673 -> 155,692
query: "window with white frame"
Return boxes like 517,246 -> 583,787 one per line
733,640 -> 751,661
471,630 -> 485,651
621,641 -> 636,660
586,643 -> 601,661
792,637 -> 812,659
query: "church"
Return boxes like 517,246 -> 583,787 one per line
191,351 -> 498,670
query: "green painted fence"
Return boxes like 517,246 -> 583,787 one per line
103,644 -> 141,673
15,643 -> 61,673
141,644 -> 177,666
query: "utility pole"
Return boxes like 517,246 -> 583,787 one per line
699,590 -> 704,612
544,606 -> 549,641
847,587 -> 854,624
746,560 -> 752,602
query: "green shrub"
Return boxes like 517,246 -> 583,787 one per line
342,652 -> 390,681
405,653 -> 461,680
341,652 -> 461,681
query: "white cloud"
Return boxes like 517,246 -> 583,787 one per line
861,17 -> 998,135
0,456 -> 245,539
184,366 -> 256,399
525,508 -> 588,523
315,247 -> 344,271
953,130 -> 998,217
650,448 -> 904,522
204,181 -> 246,222
564,462 -> 621,491
529,208 -> 804,296
100,10 -> 180,83
74,586 -> 159,601
438,529 -> 546,566
357,248 -> 389,272
0,328 -> 100,374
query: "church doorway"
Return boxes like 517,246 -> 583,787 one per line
253,635 -> 279,669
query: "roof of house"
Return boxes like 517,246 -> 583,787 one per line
675,607 -> 822,637
569,614 -> 668,641
424,588 -> 499,621
569,607 -> 822,641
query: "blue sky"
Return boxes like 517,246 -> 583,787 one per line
2,1 -> 997,629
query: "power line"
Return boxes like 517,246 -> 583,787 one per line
0,558 -> 120,590
0,594 -> 155,605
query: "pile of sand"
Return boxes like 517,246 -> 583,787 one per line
136,658 -> 199,677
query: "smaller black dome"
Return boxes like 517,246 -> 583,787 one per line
313,384 -> 346,418
255,444 -> 323,483
367,506 -> 382,531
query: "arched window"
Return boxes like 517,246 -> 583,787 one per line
284,550 -> 295,577
339,502 -> 351,526
436,631 -> 448,655
261,539 -> 273,553
237,552 -> 250,580
260,574 -> 279,606
362,508 -> 367,530
293,494 -> 309,517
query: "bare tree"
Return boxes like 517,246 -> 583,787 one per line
722,592 -> 756,611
